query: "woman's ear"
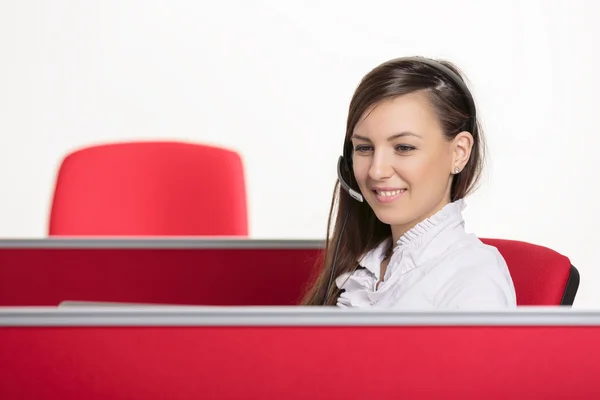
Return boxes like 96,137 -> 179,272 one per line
452,131 -> 474,173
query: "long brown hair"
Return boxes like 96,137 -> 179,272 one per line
301,56 -> 486,305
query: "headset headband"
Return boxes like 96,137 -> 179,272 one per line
406,57 -> 476,132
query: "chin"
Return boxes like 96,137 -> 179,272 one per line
371,207 -> 414,227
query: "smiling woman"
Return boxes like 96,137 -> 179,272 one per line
301,56 -> 517,309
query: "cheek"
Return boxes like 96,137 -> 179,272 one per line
353,171 -> 370,193
352,160 -> 369,185
402,155 -> 450,188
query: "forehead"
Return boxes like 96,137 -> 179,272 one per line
353,91 -> 442,139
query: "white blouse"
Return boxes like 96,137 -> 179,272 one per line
335,199 -> 517,309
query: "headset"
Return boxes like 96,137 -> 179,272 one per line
322,56 -> 477,305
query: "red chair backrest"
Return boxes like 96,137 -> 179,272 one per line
481,238 -> 577,306
49,141 -> 248,236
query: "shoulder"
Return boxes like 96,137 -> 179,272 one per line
446,235 -> 509,273
432,235 -> 517,309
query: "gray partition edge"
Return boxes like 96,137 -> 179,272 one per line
1,306 -> 599,326
0,238 -> 325,249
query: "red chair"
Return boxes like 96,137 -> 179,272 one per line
481,238 -> 579,306
49,141 -> 248,236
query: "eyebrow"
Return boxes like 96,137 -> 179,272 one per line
351,132 -> 422,142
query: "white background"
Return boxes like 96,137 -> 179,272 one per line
1,0 -> 598,307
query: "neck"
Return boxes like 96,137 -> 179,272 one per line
390,198 -> 451,244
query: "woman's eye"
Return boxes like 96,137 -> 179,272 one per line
396,145 -> 415,152
354,145 -> 372,153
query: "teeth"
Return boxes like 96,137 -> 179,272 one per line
376,190 -> 402,196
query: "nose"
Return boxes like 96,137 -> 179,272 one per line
368,150 -> 394,181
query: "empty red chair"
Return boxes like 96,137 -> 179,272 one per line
49,141 -> 248,236
481,238 -> 579,306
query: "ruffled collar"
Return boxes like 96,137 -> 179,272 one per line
358,199 -> 466,279
335,199 -> 467,307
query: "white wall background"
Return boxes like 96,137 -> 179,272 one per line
1,0 -> 599,307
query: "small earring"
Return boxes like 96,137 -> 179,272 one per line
454,167 -> 460,174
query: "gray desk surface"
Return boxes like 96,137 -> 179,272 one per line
0,306 -> 598,326
0,238 -> 324,249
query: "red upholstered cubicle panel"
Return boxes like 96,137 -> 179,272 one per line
1,325 -> 599,399
0,248 -> 322,306
0,238 -> 576,306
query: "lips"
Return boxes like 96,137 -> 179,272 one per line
371,187 -> 407,203
373,189 -> 405,197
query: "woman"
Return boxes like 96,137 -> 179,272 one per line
302,56 -> 517,308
